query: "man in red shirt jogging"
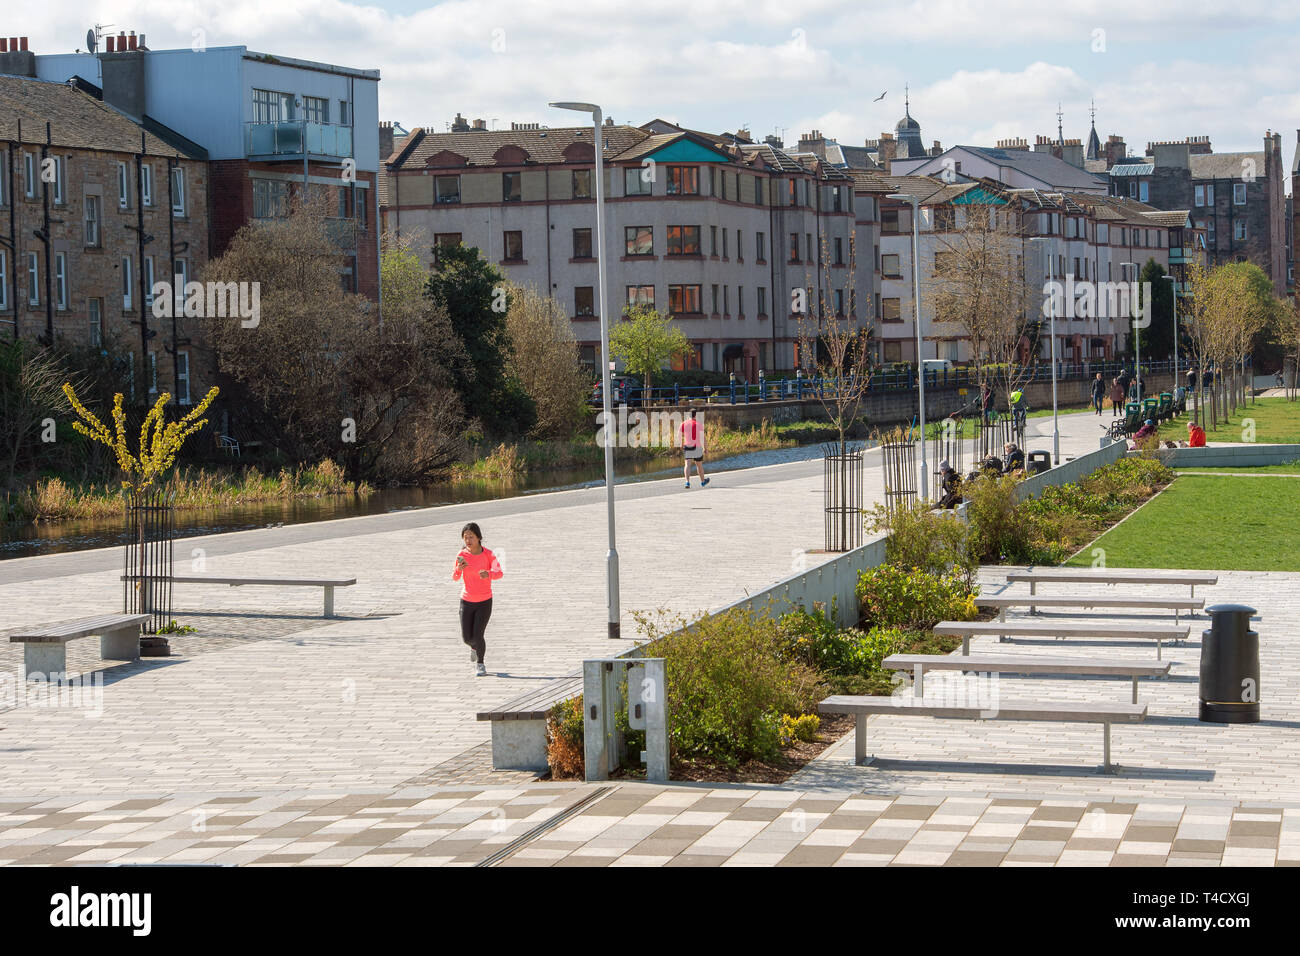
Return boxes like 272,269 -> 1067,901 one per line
680,408 -> 709,489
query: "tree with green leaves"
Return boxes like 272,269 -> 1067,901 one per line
1136,258 -> 1175,362
423,243 -> 534,437
608,304 -> 692,402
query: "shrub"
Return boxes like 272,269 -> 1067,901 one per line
779,713 -> 821,746
546,696 -> 585,779
856,565 -> 979,631
866,500 -> 977,589
649,608 -> 825,767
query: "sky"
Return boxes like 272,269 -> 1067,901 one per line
14,0 -> 1300,174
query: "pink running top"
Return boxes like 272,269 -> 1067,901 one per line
452,547 -> 503,602
680,419 -> 702,447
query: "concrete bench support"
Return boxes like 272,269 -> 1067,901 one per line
489,719 -> 549,773
11,614 -> 148,681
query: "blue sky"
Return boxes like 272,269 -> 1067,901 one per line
21,1 -> 1300,174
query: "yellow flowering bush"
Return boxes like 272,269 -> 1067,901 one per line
62,383 -> 219,492
778,713 -> 821,746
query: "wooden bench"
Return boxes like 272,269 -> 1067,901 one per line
1005,569 -> 1218,600
9,614 -> 149,679
476,675 -> 583,772
980,595 -> 1204,623
817,695 -> 1146,772
884,653 -> 1171,703
123,575 -> 356,617
934,620 -> 1190,659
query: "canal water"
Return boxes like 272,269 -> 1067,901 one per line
2,441 -> 854,559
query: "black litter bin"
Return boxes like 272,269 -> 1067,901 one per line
1199,603 -> 1259,723
1026,451 -> 1050,475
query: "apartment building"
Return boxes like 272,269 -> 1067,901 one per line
381,119 -> 877,378
1109,133 -> 1287,295
866,173 -> 1196,364
28,30 -> 381,297
0,64 -> 209,404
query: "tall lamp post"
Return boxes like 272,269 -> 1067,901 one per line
1028,237 -> 1060,464
887,193 -> 927,500
1163,274 -> 1179,401
551,101 -> 620,638
1122,261 -> 1140,399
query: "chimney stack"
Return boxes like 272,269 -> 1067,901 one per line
0,36 -> 35,75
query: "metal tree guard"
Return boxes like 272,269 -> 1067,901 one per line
123,487 -> 175,653
977,413 -> 1025,463
822,441 -> 864,552
880,431 -> 918,518
929,417 -> 965,483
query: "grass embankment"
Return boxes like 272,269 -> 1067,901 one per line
5,460 -> 372,523
1157,396 -> 1300,444
1066,473 -> 1300,571
450,417 -> 853,481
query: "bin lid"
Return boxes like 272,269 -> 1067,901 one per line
1206,603 -> 1258,616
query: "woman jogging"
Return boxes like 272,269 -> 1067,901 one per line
452,522 -> 502,677
680,408 -> 709,488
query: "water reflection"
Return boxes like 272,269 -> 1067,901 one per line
2,441 -> 865,559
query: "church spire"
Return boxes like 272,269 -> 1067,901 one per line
1056,102 -> 1064,147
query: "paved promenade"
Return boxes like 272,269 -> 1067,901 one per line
3,409 -> 1295,866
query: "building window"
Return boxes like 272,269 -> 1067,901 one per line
144,257 -> 155,307
756,232 -> 766,261
754,178 -> 762,204
88,297 -> 102,347
1139,182 -> 1149,202
624,167 -> 651,196
433,233 -> 461,264
55,253 -> 68,310
579,344 -> 597,370
834,237 -> 844,265
834,289 -> 844,315
711,284 -> 718,313
882,253 -> 901,277
503,230 -> 523,262
723,286 -> 729,314
736,230 -> 742,260
117,162 -> 129,208
171,167 -> 186,215
502,172 -> 521,202
252,89 -> 293,123
806,233 -> 813,262
149,352 -> 158,394
141,163 -> 153,207
573,228 -> 592,258
1234,220 -> 1247,241
253,179 -> 290,218
26,252 -> 39,306
665,166 -> 698,195
757,287 -> 767,315
434,175 -> 460,204
176,351 -> 191,405
0,156 -> 6,206
738,287 -> 744,315
339,101 -> 350,126
1206,219 -> 1216,245
625,226 -> 653,256
883,340 -> 902,361
626,285 -> 654,308
23,152 -> 36,198
0,251 -> 6,309
1234,183 -> 1247,205
722,229 -> 728,258
666,225 -> 700,256
52,156 -> 67,205
1128,181 -> 1137,199
84,195 -> 100,247
882,297 -> 902,322
174,259 -> 188,311
302,96 -> 329,124
572,169 -> 592,199
668,284 -> 702,314
789,233 -> 799,262
575,286 -> 595,316
122,256 -> 133,309
787,180 -> 797,206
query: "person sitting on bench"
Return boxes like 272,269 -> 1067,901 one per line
938,460 -> 963,509
1188,421 -> 1206,447
1132,419 -> 1159,448
1002,442 -> 1025,473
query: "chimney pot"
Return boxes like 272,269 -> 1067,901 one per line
20,36 -> 28,51
139,34 -> 146,49
128,32 -> 137,51
105,36 -> 114,52
0,39 -> 7,53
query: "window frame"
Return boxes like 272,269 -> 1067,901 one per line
574,286 -> 595,317
502,171 -> 522,203
54,252 -> 68,310
573,227 -> 592,259
434,175 -> 461,204
171,167 -> 186,216
625,284 -> 655,308
571,169 -> 592,199
1233,183 -> 1247,205
117,162 -> 129,208
141,163 -> 153,207
26,252 -> 39,306
88,296 -> 102,347
624,167 -> 652,196
503,230 -> 524,262
668,283 -> 702,314
84,194 -> 100,247
665,165 -> 699,196
666,225 -> 701,256
122,255 -> 133,310
624,225 -> 653,256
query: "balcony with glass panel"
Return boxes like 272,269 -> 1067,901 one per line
245,121 -> 354,162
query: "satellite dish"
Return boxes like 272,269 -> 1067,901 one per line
86,29 -> 97,53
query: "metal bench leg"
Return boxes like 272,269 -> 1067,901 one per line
1131,676 -> 1139,705
324,586 -> 334,618
855,714 -> 870,766
1102,723 -> 1114,774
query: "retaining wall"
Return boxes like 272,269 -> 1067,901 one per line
1144,443 -> 1300,468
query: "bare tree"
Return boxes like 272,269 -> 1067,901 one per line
503,284 -> 590,439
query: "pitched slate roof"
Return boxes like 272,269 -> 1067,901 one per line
0,74 -> 200,157
956,145 -> 1107,191
1190,152 -> 1265,180
396,124 -> 649,168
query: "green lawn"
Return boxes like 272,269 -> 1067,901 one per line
1157,397 -> 1300,444
925,405 -> 1092,439
1065,474 -> 1300,571
1174,463 -> 1300,475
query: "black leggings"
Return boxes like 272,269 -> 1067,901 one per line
460,598 -> 492,663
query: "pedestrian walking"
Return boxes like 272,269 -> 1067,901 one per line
452,522 -> 502,677
680,408 -> 709,488
1090,372 -> 1105,415
1109,377 -> 1124,416
980,382 -> 994,422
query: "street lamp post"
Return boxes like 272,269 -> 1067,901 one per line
1028,237 -> 1060,464
1163,274 -> 1179,401
551,101 -> 620,638
1122,261 -> 1140,399
887,193 -> 927,500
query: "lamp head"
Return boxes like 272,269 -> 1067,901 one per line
550,101 -> 600,115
